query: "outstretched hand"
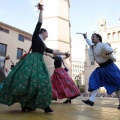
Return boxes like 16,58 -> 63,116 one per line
65,52 -> 70,58
83,32 -> 87,39
76,32 -> 87,39
5,55 -> 10,60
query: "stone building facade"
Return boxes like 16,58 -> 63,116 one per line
41,0 -> 71,75
0,22 -> 32,70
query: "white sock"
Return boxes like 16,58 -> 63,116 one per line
115,90 -> 120,104
89,89 -> 98,102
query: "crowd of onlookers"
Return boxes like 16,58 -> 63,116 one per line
80,92 -> 117,98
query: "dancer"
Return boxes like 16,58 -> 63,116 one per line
45,52 -> 80,103
0,55 -> 10,83
0,4 -> 70,112
0,55 -> 10,90
10,60 -> 14,70
80,33 -> 120,109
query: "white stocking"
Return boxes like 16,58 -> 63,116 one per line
89,89 -> 98,102
115,90 -> 120,104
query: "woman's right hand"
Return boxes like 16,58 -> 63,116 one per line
37,3 -> 44,10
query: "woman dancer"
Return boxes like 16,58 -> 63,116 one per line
0,4 -> 70,112
45,52 -> 80,103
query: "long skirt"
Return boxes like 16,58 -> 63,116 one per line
88,62 -> 120,94
0,52 -> 52,109
51,68 -> 80,99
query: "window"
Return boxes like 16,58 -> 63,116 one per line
18,34 -> 32,42
118,31 -> 120,37
108,33 -> 112,39
0,43 -> 7,56
113,32 -> 117,39
18,34 -> 24,42
17,48 -> 23,59
24,36 -> 32,41
72,65 -> 74,68
0,26 -> 9,33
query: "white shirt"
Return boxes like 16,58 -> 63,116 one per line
39,34 -> 46,55
85,38 -> 113,64
0,57 -> 5,68
39,34 -> 44,42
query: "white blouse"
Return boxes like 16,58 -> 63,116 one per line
85,38 -> 113,64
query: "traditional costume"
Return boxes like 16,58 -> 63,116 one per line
82,38 -> 120,108
86,38 -> 120,94
0,21 -> 54,111
51,56 -> 80,100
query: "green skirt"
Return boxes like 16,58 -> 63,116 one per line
0,52 -> 52,109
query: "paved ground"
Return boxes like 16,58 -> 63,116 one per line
0,97 -> 120,120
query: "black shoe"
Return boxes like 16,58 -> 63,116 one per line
22,107 -> 35,112
44,106 -> 54,113
22,107 -> 28,111
118,105 -> 120,109
52,98 -> 57,101
26,107 -> 36,111
63,99 -> 71,104
82,99 -> 94,106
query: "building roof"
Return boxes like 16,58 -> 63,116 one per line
0,21 -> 32,37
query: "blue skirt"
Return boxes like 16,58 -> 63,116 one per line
88,63 -> 120,94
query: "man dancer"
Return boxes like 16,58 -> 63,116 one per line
81,33 -> 120,109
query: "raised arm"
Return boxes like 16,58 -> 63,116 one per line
38,4 -> 43,23
82,33 -> 94,46
85,38 -> 94,46
32,4 -> 43,40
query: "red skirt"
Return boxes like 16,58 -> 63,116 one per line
51,68 -> 80,99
